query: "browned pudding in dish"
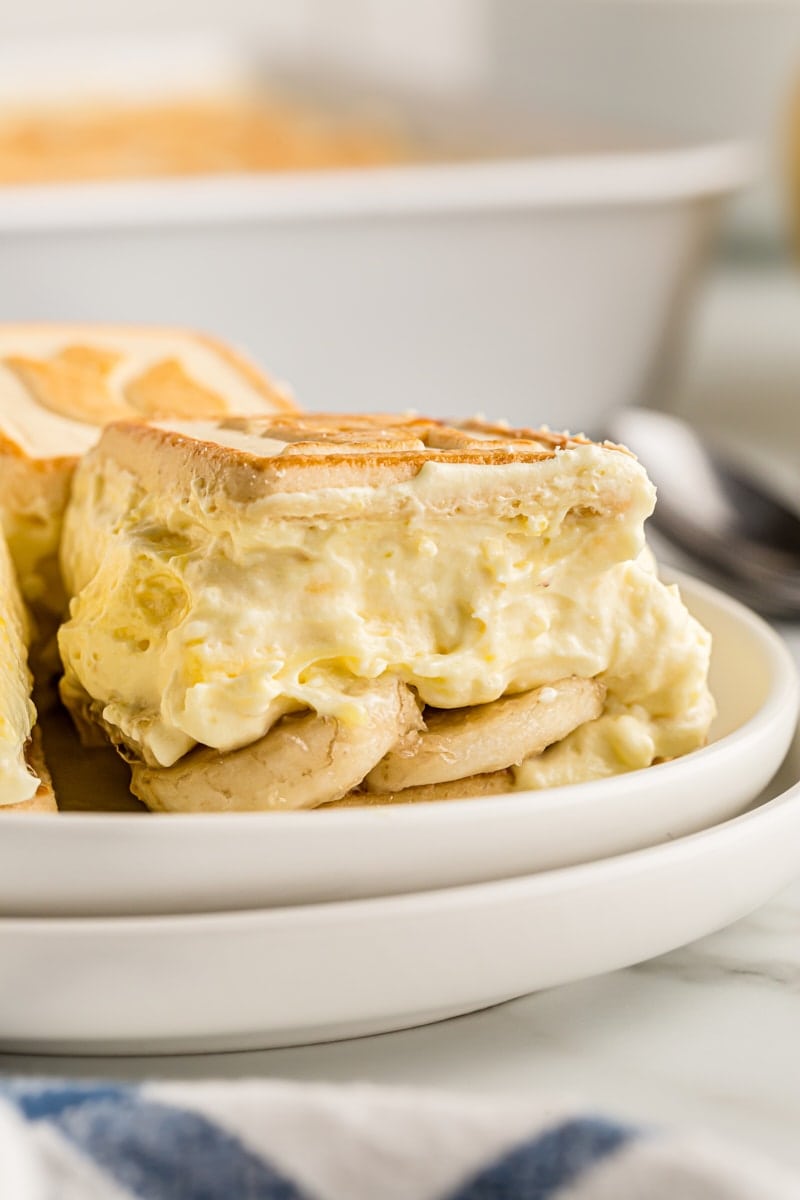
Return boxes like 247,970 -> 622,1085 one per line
0,97 -> 413,186
57,413 -> 715,812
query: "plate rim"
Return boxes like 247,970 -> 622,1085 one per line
0,143 -> 757,234
4,761 -> 800,934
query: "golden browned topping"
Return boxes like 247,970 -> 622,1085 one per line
5,346 -> 234,426
5,347 -> 130,424
0,98 -> 413,186
123,358 -> 229,419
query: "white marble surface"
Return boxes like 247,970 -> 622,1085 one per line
3,262 -> 800,1173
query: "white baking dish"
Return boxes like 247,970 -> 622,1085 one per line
0,35 -> 754,430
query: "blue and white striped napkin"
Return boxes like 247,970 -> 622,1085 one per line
0,1077 -> 797,1199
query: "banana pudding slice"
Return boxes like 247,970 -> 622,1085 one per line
58,413 -> 715,810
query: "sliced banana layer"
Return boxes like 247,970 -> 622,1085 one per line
366,676 -> 606,794
325,770 -> 514,808
131,679 -> 422,813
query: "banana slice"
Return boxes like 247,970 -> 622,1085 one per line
366,676 -> 605,793
325,770 -> 514,808
130,678 -> 423,813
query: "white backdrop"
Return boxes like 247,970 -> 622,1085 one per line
0,1 -> 797,141
0,0 -> 487,91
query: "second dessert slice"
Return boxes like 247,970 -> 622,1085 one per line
0,323 -> 295,639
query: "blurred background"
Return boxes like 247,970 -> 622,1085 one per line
0,0 -> 797,502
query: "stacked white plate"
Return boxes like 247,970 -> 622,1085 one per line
1,572 -> 798,1054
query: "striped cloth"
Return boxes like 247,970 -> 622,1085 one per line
0,1078 -> 797,1200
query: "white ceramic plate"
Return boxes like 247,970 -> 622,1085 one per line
2,730 -> 800,1055
2,572 -> 796,918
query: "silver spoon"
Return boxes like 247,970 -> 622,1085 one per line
604,408 -> 800,619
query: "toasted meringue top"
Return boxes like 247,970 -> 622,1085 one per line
0,325 -> 292,460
